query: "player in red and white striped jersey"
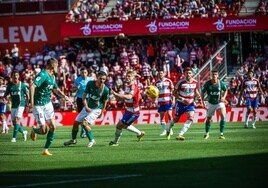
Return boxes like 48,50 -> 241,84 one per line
109,70 -> 145,146
0,76 -> 8,134
167,67 -> 204,140
155,69 -> 174,136
239,70 -> 264,128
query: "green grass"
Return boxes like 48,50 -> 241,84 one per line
0,122 -> 268,188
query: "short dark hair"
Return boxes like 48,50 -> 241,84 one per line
248,69 -> 254,74
46,58 -> 58,69
211,69 -> 218,73
184,67 -> 192,72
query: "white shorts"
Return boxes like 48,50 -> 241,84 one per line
75,107 -> 101,125
11,107 -> 25,120
207,102 -> 225,117
32,102 -> 55,126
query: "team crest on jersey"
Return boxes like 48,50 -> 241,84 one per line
36,76 -> 41,81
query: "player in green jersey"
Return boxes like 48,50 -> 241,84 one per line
29,58 -> 73,155
201,70 -> 228,139
64,70 -> 110,148
3,70 -> 28,142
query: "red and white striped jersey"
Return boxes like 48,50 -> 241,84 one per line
0,85 -> 6,103
124,83 -> 141,114
155,78 -> 174,105
129,55 -> 139,65
175,78 -> 198,104
242,78 -> 260,100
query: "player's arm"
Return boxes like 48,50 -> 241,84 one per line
238,82 -> 245,103
195,89 -> 205,108
53,88 -> 73,103
220,83 -> 228,102
111,89 -> 133,100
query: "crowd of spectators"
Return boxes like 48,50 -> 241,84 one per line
66,0 -> 247,23
2,36 -> 268,111
255,0 -> 268,15
1,36 -> 236,111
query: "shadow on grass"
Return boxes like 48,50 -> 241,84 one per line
0,153 -> 267,188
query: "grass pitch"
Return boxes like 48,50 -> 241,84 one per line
0,122 -> 268,188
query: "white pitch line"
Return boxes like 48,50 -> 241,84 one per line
3,174 -> 142,188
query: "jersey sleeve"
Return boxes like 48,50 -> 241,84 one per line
201,82 -> 208,93
33,71 -> 46,87
3,84 -> 10,97
220,81 -> 227,91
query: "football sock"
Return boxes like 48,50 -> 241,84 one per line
245,113 -> 249,126
252,115 -> 256,126
114,128 -> 122,143
44,131 -> 54,149
33,127 -> 40,134
220,120 -> 226,134
86,130 -> 94,141
72,128 -> 78,140
2,120 -> 7,131
168,120 -> 174,132
13,123 -> 19,138
126,125 -> 141,135
161,121 -> 166,131
179,120 -> 192,136
205,121 -> 211,133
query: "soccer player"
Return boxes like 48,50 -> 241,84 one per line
167,67 -> 204,141
109,70 -> 145,146
0,76 -> 8,134
238,69 -> 264,129
72,67 -> 94,138
64,70 -> 110,148
201,69 -> 228,139
154,68 -> 174,136
29,58 -> 72,155
3,70 -> 28,142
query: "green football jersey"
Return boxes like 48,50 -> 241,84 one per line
33,70 -> 58,106
84,80 -> 110,109
202,80 -> 227,104
5,81 -> 29,108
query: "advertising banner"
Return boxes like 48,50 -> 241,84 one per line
0,14 -> 66,54
2,107 -> 268,127
61,16 -> 268,37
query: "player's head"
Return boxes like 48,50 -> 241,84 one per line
11,70 -> 20,83
184,67 -> 193,80
126,70 -> 136,83
247,69 -> 254,78
46,58 -> 58,74
97,70 -> 107,84
0,76 -> 4,85
158,68 -> 166,79
80,67 -> 88,78
211,69 -> 219,79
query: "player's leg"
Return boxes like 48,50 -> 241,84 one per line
0,104 -> 8,133
166,104 -> 173,135
251,100 -> 259,129
31,106 -> 47,141
217,103 -> 226,139
77,98 -> 86,138
123,113 -> 144,141
177,109 -> 194,141
244,100 -> 252,128
158,109 -> 166,136
167,102 -> 182,137
83,109 -> 102,147
204,103 -> 216,139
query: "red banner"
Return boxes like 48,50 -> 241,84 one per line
61,16 -> 268,38
0,14 -> 66,54
1,107 -> 268,127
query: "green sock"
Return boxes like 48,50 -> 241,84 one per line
34,127 -> 40,134
18,125 -> 24,134
220,120 -> 226,134
205,121 -> 211,133
12,124 -> 19,138
44,131 -> 54,149
86,130 -> 94,141
72,128 -> 78,140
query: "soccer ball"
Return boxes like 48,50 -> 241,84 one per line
146,85 -> 159,99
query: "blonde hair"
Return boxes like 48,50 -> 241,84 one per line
126,70 -> 136,77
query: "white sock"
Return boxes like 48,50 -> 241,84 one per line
179,120 -> 192,136
2,121 -> 8,131
245,113 -> 249,126
126,125 -> 141,135
252,115 -> 256,126
114,128 -> 122,143
161,122 -> 166,131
